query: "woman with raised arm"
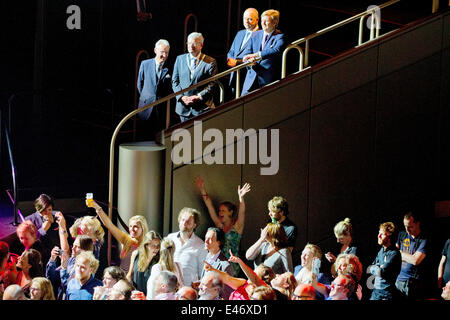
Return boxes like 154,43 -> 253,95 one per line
86,199 -> 148,272
195,176 -> 250,275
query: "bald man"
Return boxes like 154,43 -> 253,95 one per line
2,284 -> 28,300
227,8 -> 259,97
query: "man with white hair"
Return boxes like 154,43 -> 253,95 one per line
137,39 -> 172,140
172,32 -> 218,122
153,270 -> 178,300
2,284 -> 28,300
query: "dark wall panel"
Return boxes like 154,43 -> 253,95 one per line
375,53 -> 441,218
308,83 -> 376,253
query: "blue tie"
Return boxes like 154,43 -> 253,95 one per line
241,31 -> 251,49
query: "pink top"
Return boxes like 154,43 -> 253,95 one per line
228,282 -> 251,300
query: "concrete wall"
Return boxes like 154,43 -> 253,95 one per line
162,11 -> 450,263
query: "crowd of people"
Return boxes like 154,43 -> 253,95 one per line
0,182 -> 449,301
0,7 -> 449,302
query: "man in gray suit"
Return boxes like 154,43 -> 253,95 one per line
201,227 -> 234,299
172,32 -> 218,123
137,39 -> 172,140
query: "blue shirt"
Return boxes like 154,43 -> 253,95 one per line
370,245 -> 401,292
396,231 -> 427,281
65,275 -> 103,300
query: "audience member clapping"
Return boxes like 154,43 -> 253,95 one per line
246,222 -> 293,274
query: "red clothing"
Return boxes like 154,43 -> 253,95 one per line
228,281 -> 251,300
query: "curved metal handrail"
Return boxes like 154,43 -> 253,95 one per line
106,58 -> 260,264
358,10 -> 381,46
281,0 -> 401,79
184,13 -> 199,53
281,44 -> 304,79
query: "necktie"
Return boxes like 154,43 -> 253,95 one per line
241,31 -> 251,49
157,63 -> 162,80
262,34 -> 269,49
192,57 -> 197,70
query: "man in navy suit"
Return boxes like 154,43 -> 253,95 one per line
241,9 -> 286,96
172,32 -> 218,123
227,8 -> 259,98
137,39 -> 172,140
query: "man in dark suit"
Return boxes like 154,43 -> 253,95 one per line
241,9 -> 286,96
227,8 -> 259,98
172,32 -> 218,123
136,39 -> 171,140
202,227 -> 234,299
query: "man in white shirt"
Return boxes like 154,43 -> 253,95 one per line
166,207 -> 207,287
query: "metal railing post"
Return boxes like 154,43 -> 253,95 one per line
235,68 -> 241,99
281,45 -> 304,79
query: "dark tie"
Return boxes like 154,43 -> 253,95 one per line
157,63 -> 162,80
262,34 -> 269,50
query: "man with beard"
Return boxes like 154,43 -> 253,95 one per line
369,222 -> 402,300
65,251 -> 102,300
166,207 -> 207,287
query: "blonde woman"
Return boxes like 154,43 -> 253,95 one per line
127,231 -> 161,295
30,277 -> 55,300
86,199 -> 148,271
146,238 -> 184,299
69,216 -> 105,260
245,222 -> 293,274
325,218 -> 358,263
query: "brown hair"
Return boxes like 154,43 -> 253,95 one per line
33,194 -> 54,213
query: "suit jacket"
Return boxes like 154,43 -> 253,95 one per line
202,252 -> 234,300
172,53 -> 218,118
137,58 -> 172,120
227,29 -> 254,86
241,29 -> 285,95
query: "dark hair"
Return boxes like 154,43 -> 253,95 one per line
77,235 -> 94,252
207,227 -> 225,249
404,211 -> 420,223
219,201 -> 237,221
25,249 -> 43,278
34,194 -> 54,213
0,241 -> 9,263
103,266 -> 126,282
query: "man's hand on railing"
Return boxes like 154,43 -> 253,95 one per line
242,53 -> 259,62
181,95 -> 202,106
